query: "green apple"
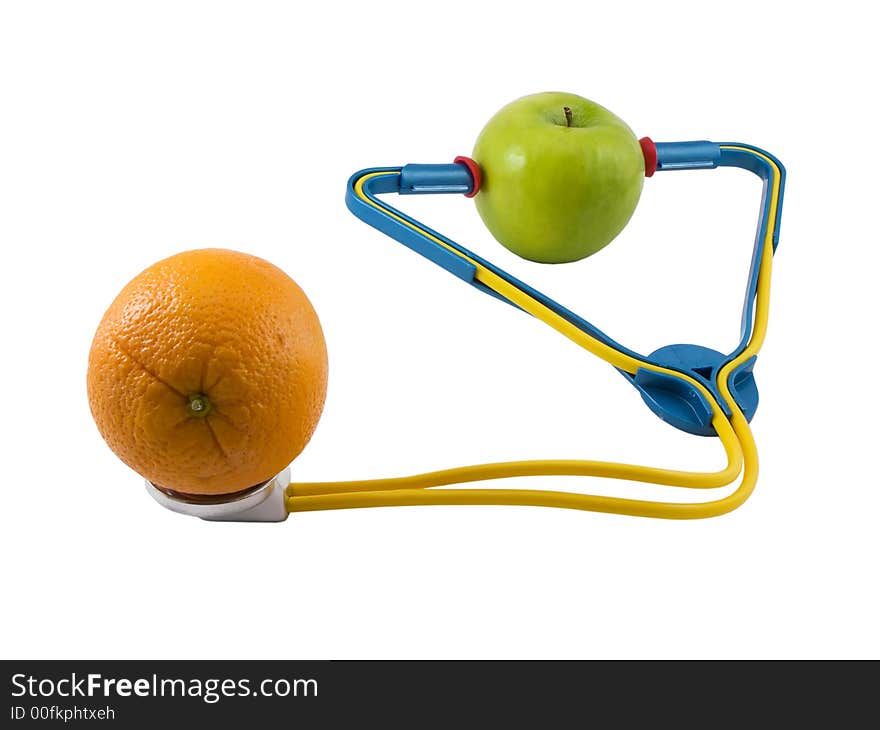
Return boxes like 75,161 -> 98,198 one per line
472,92 -> 645,263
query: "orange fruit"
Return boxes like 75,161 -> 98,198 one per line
87,248 -> 328,495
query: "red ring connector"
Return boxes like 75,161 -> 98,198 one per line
639,137 -> 657,178
454,156 -> 482,197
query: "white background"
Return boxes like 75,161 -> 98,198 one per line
1,1 -> 877,659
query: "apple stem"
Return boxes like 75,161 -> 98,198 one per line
563,106 -> 573,127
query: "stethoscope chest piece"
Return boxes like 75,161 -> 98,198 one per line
145,467 -> 291,522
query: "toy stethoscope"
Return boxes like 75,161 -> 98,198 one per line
148,139 -> 785,522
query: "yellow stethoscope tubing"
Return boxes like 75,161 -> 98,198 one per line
287,146 -> 779,519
